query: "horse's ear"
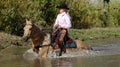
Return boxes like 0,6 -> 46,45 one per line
26,18 -> 33,25
26,18 -> 32,21
29,19 -> 33,24
26,19 -> 28,24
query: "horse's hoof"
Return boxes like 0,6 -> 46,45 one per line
59,54 -> 62,56
59,52 -> 62,56
63,49 -> 66,53
90,47 -> 93,50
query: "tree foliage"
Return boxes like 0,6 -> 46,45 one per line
0,0 -> 120,36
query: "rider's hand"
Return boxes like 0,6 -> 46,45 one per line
58,25 -> 61,29
53,26 -> 58,29
52,29 -> 55,36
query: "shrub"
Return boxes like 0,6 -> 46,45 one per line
0,0 -> 120,36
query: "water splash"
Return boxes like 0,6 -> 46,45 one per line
23,48 -> 39,60
23,45 -> 120,60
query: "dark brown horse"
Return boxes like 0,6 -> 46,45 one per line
23,19 -> 92,57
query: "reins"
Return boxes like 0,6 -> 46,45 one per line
34,44 -> 51,57
34,44 -> 51,49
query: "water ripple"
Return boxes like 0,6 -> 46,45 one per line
23,45 -> 120,60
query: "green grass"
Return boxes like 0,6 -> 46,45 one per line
69,28 -> 120,41
0,32 -> 30,51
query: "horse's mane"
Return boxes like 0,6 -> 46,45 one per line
31,23 -> 50,47
32,24 -> 46,36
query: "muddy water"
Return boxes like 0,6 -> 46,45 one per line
51,55 -> 120,67
0,38 -> 120,67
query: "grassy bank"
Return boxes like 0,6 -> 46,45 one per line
69,27 -> 120,41
0,32 -> 30,51
0,27 -> 120,51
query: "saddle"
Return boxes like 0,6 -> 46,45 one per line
51,29 -> 73,46
64,35 -> 73,44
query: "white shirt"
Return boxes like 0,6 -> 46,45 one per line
54,12 -> 72,29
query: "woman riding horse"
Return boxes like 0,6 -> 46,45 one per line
52,3 -> 71,56
23,19 -> 92,57
22,4 -> 92,57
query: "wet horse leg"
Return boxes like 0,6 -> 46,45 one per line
58,30 -> 66,56
33,46 -> 40,53
58,41 -> 66,56
58,41 -> 63,56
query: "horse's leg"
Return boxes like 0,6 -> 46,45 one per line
58,41 -> 64,56
59,42 -> 66,56
33,48 -> 39,53
58,29 -> 67,56
62,42 -> 66,53
59,48 -> 62,56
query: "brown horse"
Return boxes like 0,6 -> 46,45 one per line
22,19 -> 92,57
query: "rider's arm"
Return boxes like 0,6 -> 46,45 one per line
60,14 -> 71,29
53,15 -> 59,29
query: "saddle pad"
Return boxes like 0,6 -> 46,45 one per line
65,40 -> 77,48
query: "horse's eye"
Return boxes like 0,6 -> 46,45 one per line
29,28 -> 32,30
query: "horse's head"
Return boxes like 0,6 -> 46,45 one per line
22,19 -> 34,42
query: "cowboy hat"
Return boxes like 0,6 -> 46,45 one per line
56,3 -> 69,10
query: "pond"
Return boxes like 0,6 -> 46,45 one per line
0,38 -> 120,67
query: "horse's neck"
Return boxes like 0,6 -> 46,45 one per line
31,26 -> 48,46
33,25 -> 46,38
